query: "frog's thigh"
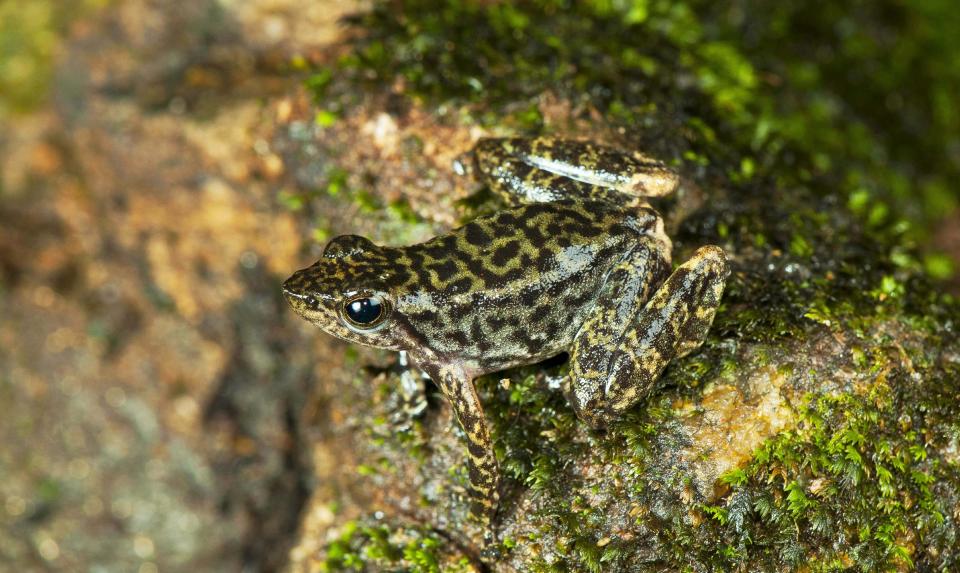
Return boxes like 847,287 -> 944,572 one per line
473,139 -> 616,204
475,137 -> 678,200
568,245 -> 729,428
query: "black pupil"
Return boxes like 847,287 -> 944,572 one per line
346,297 -> 382,325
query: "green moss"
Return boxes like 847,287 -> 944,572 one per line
315,0 -> 957,357
322,520 -> 473,572
280,153 -> 433,249
698,376 -> 959,570
481,365 -> 583,494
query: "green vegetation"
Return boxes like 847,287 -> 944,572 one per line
277,162 -> 432,248
322,520 -> 474,572
715,383 -> 958,571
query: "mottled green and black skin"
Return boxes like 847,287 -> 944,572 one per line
283,137 -> 729,525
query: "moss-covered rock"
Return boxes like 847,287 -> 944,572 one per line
282,1 -> 960,571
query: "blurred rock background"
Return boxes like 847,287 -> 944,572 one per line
1,1 -> 364,571
1,1 -> 959,572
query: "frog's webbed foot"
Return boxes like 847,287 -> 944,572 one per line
567,245 -> 729,428
469,137 -> 679,205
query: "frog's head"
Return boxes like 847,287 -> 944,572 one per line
283,235 -> 405,350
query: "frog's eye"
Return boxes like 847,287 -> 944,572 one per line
343,295 -> 385,327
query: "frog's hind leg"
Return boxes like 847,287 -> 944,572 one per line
567,245 -> 729,429
471,137 -> 679,205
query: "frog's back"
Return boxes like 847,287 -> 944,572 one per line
391,200 -> 667,373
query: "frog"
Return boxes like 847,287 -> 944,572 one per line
283,137 -> 729,526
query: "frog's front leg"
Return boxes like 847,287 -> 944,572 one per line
567,245 -> 729,428
430,366 -> 500,521
389,351 -> 429,429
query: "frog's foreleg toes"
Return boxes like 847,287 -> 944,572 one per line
392,351 -> 429,423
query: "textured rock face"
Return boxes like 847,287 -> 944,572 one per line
0,1 -> 359,571
2,1 -> 959,572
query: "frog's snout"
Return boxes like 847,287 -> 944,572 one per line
281,272 -> 299,299
282,270 -> 314,311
